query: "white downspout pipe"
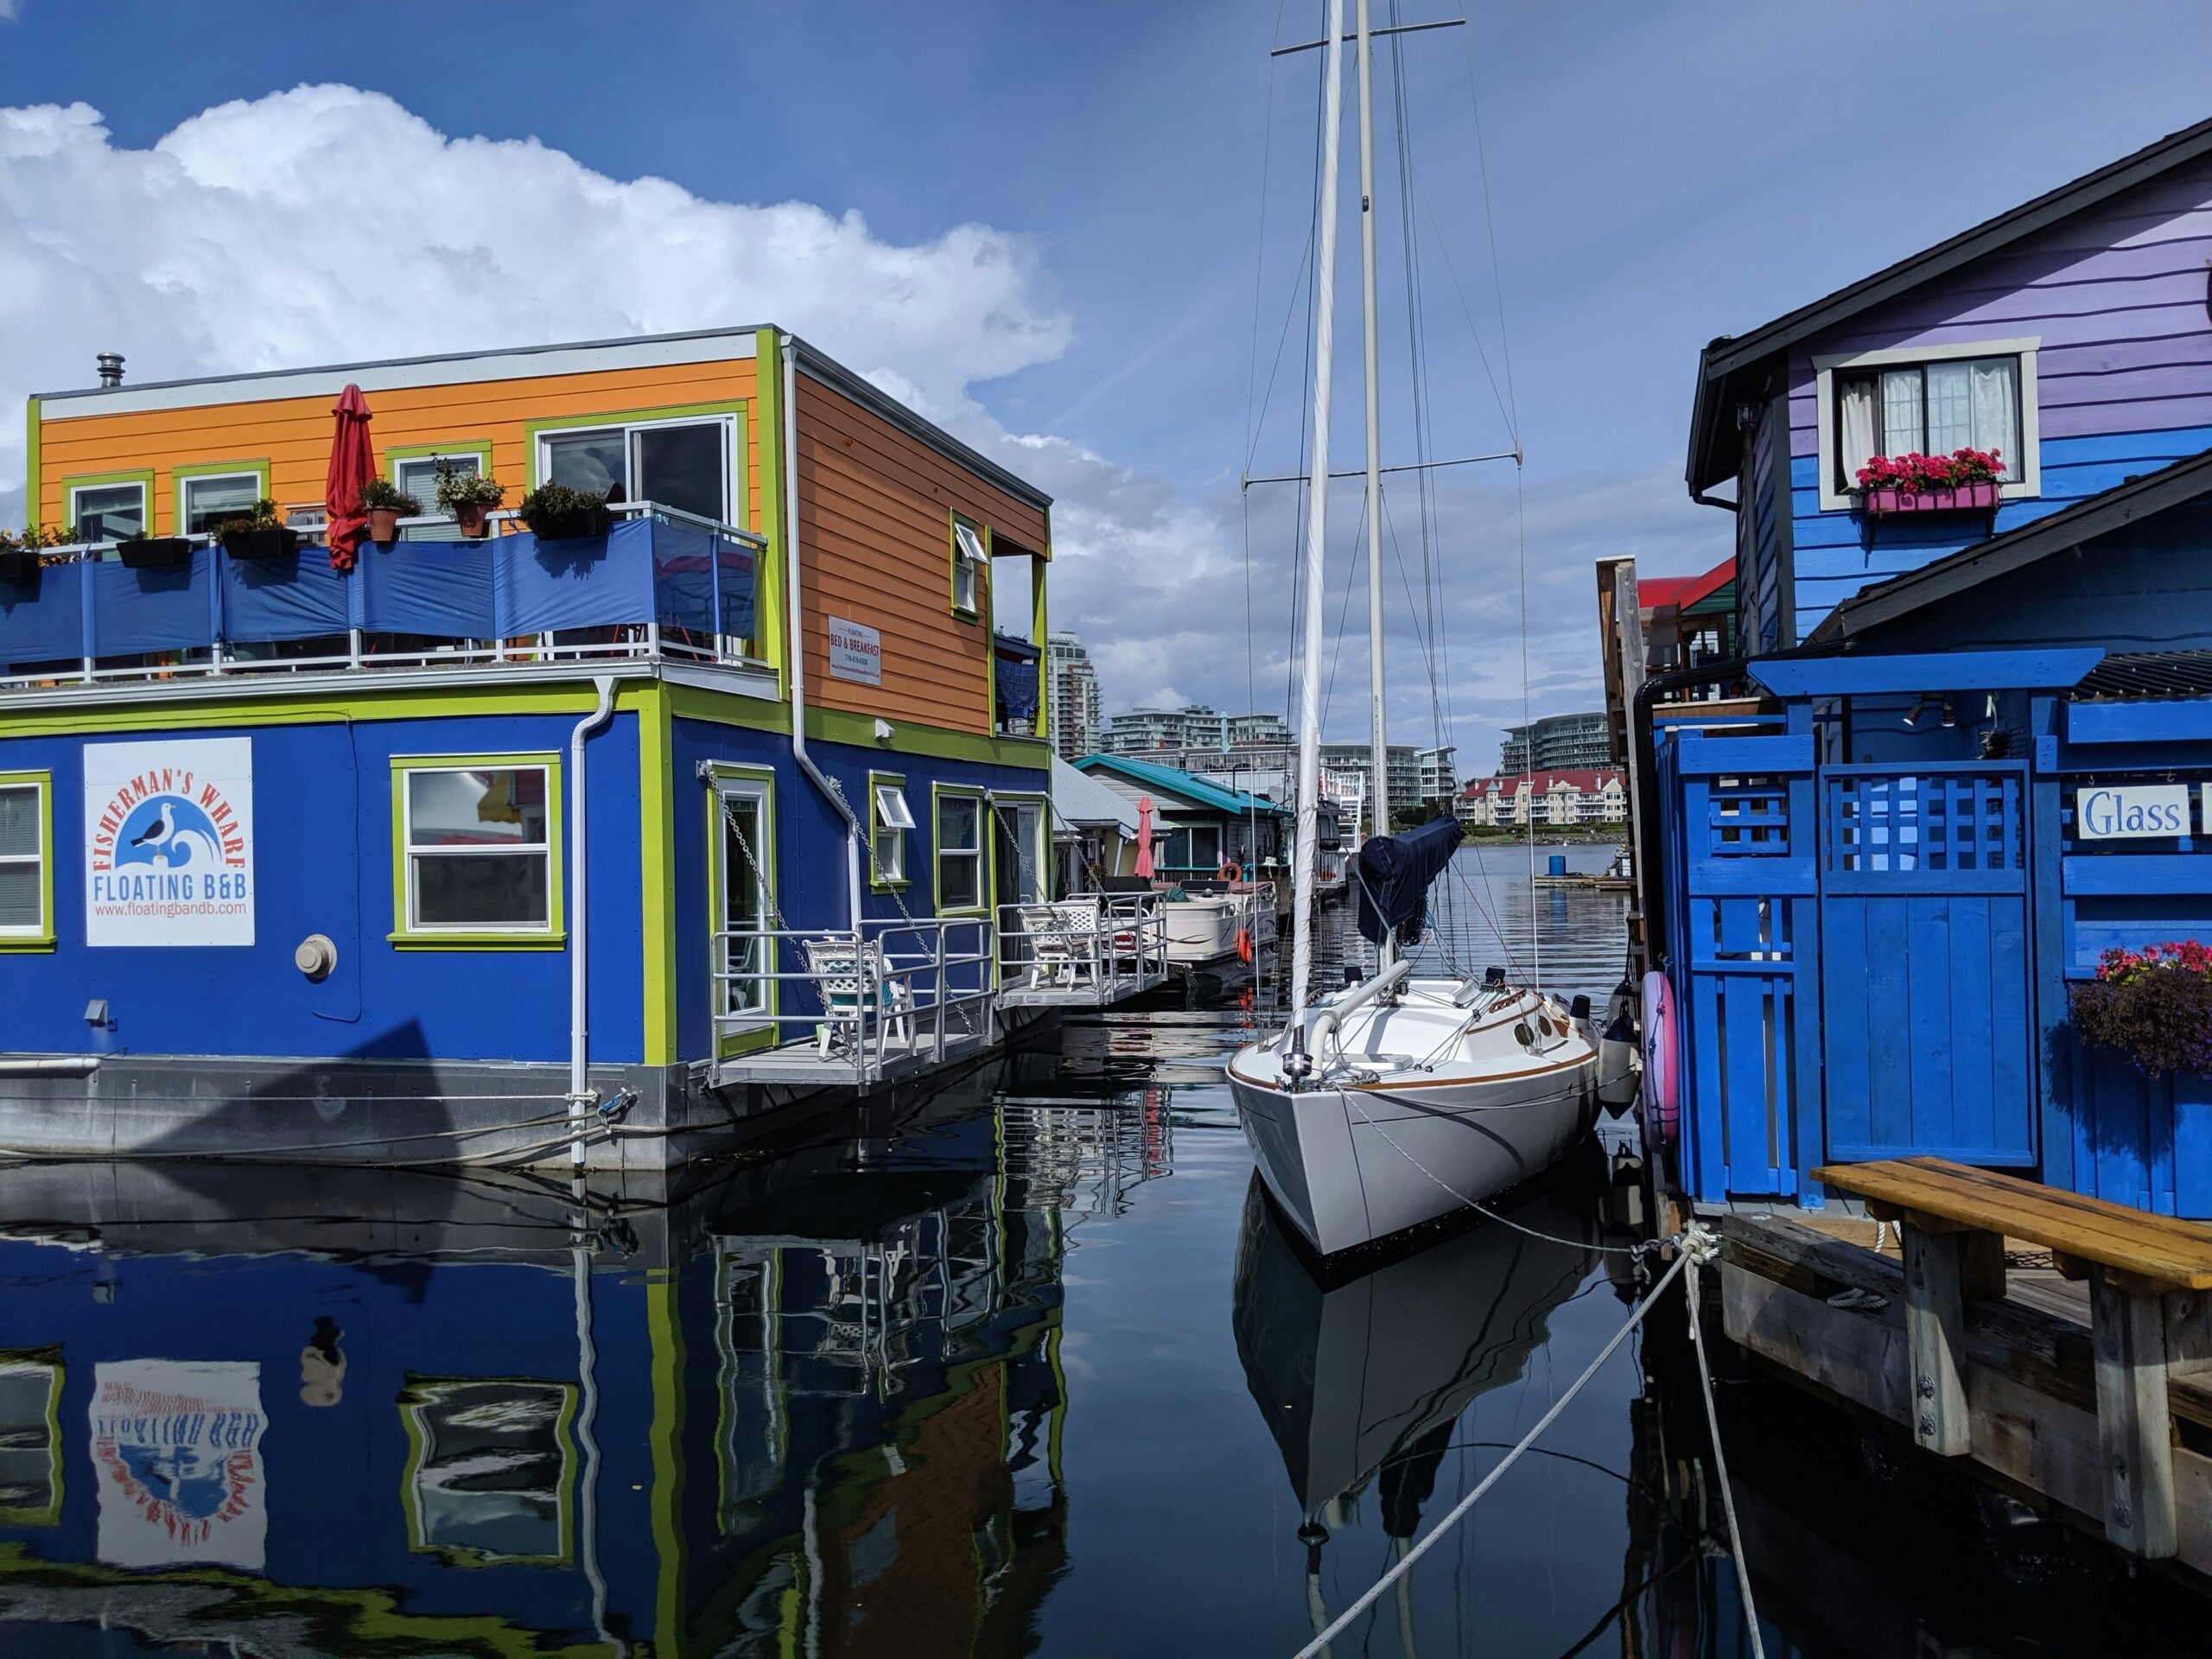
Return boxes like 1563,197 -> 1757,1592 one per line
782,336 -> 864,925
569,674 -> 619,1166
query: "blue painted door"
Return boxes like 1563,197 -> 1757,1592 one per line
1819,764 -> 2036,1165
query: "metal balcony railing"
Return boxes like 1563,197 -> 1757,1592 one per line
0,500 -> 766,690
994,893 -> 1168,1006
709,916 -> 996,1087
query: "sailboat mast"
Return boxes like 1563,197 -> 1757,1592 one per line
1290,0 -> 1346,1020
1356,0 -> 1390,868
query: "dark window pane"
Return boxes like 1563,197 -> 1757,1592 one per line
413,853 -> 550,926
183,474 -> 259,534
636,424 -> 727,522
544,431 -> 625,498
0,862 -> 40,929
72,485 -> 143,543
0,787 -> 37,859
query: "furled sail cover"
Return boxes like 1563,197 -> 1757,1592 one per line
1355,814 -> 1465,945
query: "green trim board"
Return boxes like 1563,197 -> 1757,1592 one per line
59,467 -> 155,537
387,750 -> 566,948
753,327 -> 789,692
664,682 -> 1052,772
1033,558 -> 1050,748
639,682 -> 677,1064
524,399 -> 751,531
0,770 -> 54,951
702,760 -> 780,1059
397,1375 -> 577,1567
648,1272 -> 688,1655
171,457 -> 272,534
380,437 -> 497,503
867,769 -> 911,891
0,680 -> 661,741
931,781 -> 988,916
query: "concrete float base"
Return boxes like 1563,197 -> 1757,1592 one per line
0,1051 -> 963,1170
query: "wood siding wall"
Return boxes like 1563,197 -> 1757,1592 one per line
793,372 -> 1049,734
1781,153 -> 2212,639
36,359 -> 760,536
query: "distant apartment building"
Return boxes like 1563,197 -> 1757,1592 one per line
1499,711 -> 1611,774
1103,704 -> 1290,755
1047,632 -> 1103,760
1318,743 -> 1422,810
1457,769 -> 1627,828
1416,745 -> 1457,803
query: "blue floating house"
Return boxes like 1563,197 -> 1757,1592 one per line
0,326 -> 1070,1164
1652,117 -> 2212,1217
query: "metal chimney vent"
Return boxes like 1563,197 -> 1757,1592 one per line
95,353 -> 124,388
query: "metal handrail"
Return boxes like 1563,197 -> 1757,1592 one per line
994,893 -> 1168,997
709,916 -> 996,1077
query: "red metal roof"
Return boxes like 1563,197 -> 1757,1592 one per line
1637,556 -> 1732,613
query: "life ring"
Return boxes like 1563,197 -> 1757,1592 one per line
1219,861 -> 1243,883
1236,926 -> 1254,964
1639,969 -> 1679,1151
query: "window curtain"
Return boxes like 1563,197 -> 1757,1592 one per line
1838,379 -> 1878,482
1879,368 -> 1924,454
1971,358 -> 2021,480
1926,360 -> 1974,454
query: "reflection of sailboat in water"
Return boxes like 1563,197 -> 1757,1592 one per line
1233,1155 -> 1603,1640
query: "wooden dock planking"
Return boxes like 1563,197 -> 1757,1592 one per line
1723,1212 -> 2212,1579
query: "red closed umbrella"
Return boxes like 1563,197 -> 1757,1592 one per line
323,384 -> 375,572
1134,795 -> 1154,880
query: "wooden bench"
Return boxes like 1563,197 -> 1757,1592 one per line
1815,1156 -> 2212,1559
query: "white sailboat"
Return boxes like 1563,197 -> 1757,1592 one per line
1225,0 -> 1606,1258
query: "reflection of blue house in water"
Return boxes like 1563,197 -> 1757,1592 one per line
1652,118 -> 2212,1217
0,1092 -> 1080,1655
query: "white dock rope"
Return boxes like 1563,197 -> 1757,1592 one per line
1292,1243 -> 1691,1659
1289,1220 -> 1768,1659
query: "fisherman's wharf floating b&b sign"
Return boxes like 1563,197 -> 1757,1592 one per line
84,736 -> 257,946
91,1358 -> 269,1571
827,616 -> 883,686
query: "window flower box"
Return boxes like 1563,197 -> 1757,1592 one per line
219,524 -> 301,562
117,537 -> 193,569
1859,480 -> 2001,516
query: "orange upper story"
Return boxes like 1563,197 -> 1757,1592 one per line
27,327 -> 1052,741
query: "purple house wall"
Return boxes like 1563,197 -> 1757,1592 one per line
1699,128 -> 2212,650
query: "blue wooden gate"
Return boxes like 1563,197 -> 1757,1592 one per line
1664,723 -> 1821,1203
1818,763 -> 2036,1165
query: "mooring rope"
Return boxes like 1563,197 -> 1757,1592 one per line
1289,1219 -> 1765,1659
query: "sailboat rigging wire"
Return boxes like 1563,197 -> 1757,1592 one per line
1292,1246 -> 1693,1659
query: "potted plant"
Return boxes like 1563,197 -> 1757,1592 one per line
1853,448 -> 2005,515
212,498 -> 300,561
2069,943 -> 2212,1077
359,478 -> 421,543
117,527 -> 194,569
433,461 -> 505,538
518,482 -> 612,541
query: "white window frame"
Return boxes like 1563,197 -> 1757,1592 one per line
951,518 -> 987,618
713,774 -> 775,1025
400,761 -> 557,937
67,480 -> 146,543
935,789 -> 985,914
178,471 -> 264,536
995,797 -> 1046,905
0,774 -> 49,944
1812,336 -> 2041,512
871,778 -> 913,889
535,414 -> 739,524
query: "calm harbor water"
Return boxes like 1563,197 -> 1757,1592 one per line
0,843 -> 2203,1655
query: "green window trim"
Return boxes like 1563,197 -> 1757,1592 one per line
991,790 -> 1052,906
949,512 -> 988,622
702,762 -> 779,1059
388,752 -> 565,949
868,770 -> 912,892
931,783 -> 988,916
0,771 -> 54,952
60,469 -> 155,539
173,458 -> 273,536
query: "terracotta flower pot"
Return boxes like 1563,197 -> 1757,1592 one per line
366,506 -> 401,543
454,501 -> 492,539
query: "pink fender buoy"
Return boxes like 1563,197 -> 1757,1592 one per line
1640,969 -> 1679,1150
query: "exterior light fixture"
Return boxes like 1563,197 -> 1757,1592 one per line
1903,697 -> 1928,728
1940,698 -> 1958,728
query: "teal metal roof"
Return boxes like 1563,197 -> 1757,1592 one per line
1073,754 -> 1290,817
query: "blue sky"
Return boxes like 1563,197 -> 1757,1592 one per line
3,2 -> 2208,772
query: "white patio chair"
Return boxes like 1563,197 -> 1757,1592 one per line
804,936 -> 912,1057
